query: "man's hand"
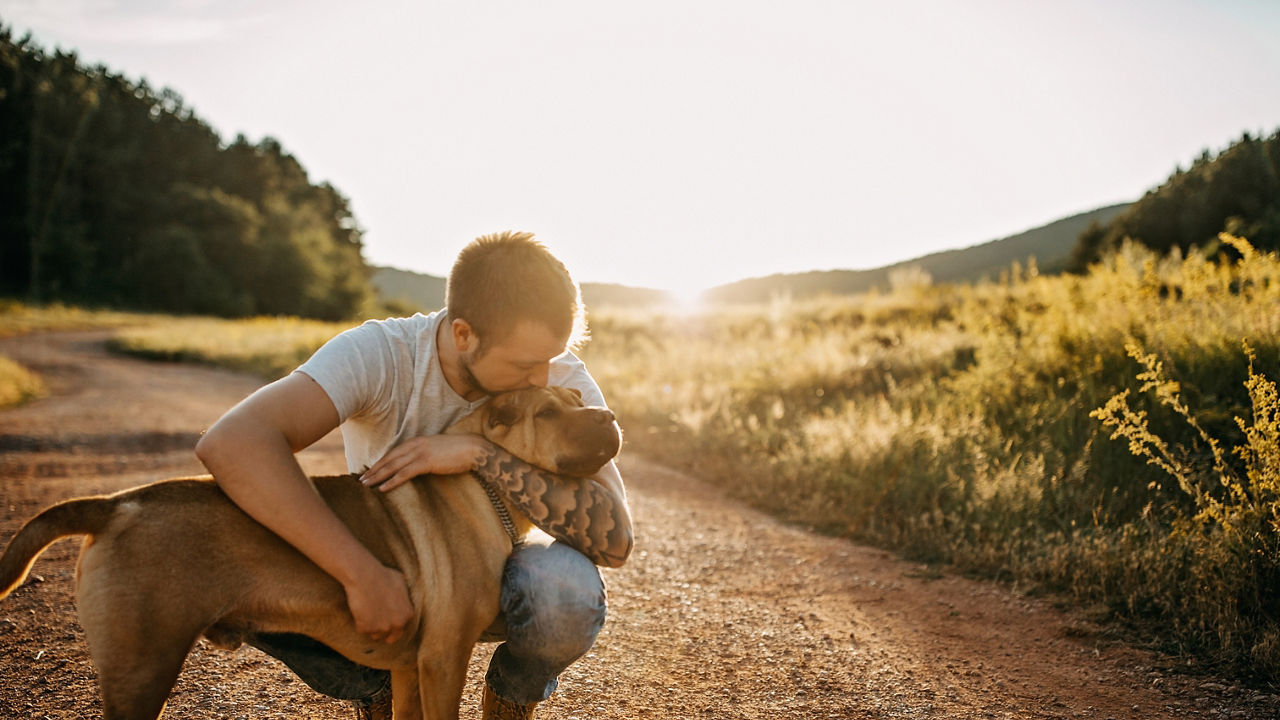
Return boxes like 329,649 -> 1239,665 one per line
344,564 -> 415,644
360,435 -> 490,492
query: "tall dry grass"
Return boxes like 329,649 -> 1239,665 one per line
582,235 -> 1280,682
107,316 -> 357,379
0,355 -> 44,408
0,300 -> 157,338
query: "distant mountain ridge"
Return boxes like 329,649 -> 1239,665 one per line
371,267 -> 447,312
372,202 -> 1133,310
703,203 -> 1132,304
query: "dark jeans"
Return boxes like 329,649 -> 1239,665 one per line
250,536 -> 607,705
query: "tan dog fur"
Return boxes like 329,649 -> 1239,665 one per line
0,386 -> 621,720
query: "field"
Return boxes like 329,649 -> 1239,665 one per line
3,235 -> 1277,684
582,235 -> 1280,682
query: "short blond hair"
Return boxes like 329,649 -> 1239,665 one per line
446,231 -> 588,350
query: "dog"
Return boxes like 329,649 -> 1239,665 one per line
0,385 -> 621,720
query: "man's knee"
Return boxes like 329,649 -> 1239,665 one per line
501,539 -> 607,661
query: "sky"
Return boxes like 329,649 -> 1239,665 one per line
5,0 -> 1280,296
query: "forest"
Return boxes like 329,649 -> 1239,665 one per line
0,25 -> 373,320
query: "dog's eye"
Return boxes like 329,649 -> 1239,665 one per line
535,407 -> 558,419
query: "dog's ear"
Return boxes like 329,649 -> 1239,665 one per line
566,387 -> 582,399
488,402 -> 520,429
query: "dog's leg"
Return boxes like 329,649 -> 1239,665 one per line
391,668 -> 423,719
77,555 -> 206,720
415,640 -> 475,720
87,617 -> 200,720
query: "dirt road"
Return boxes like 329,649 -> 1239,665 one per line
0,331 -> 1275,719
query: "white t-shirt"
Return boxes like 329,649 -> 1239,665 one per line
297,309 -> 607,474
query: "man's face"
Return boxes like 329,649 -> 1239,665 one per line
459,319 -> 569,396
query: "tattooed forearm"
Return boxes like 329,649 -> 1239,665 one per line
473,445 -> 634,567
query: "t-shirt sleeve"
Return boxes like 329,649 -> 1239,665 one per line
295,321 -> 395,422
550,351 -> 608,409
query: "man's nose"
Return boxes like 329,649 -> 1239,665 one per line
529,364 -> 550,387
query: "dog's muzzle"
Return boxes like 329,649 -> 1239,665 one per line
555,408 -> 621,477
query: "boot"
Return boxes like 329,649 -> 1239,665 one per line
481,682 -> 538,720
351,686 -> 393,720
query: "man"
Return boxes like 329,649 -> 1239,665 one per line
195,231 -> 634,719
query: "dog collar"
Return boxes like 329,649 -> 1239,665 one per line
476,477 -> 523,549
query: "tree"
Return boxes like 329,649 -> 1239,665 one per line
1071,130 -> 1280,270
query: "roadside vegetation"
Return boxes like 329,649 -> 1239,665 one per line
107,316 -> 356,380
0,300 -> 157,338
0,354 -> 44,407
582,235 -> 1280,684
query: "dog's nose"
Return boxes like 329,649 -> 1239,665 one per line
594,409 -> 615,425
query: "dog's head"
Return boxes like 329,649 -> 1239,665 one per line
478,386 -> 622,477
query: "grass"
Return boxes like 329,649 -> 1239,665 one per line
106,316 -> 357,379
0,299 -> 160,337
0,354 -> 45,408
580,236 -> 1280,683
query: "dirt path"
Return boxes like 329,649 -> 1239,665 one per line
0,331 -> 1276,719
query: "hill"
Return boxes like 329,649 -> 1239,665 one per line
1069,129 -> 1280,269
371,267 -> 447,312
371,266 -> 675,312
703,203 -> 1131,304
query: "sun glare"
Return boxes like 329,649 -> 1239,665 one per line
662,283 -> 709,314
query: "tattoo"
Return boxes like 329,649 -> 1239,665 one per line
473,446 -> 633,567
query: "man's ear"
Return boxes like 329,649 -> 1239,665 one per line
451,318 -> 477,353
488,402 -> 520,430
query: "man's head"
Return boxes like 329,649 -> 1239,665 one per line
444,232 -> 588,395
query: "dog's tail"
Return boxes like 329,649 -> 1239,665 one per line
0,496 -> 116,600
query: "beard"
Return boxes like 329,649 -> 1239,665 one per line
458,350 -> 497,398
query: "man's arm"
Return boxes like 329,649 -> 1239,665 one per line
194,372 -> 414,643
473,447 -> 634,568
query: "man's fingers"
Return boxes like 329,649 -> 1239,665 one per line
363,455 -> 401,482
364,456 -> 415,486
364,626 -> 405,644
363,442 -> 430,486
361,436 -> 484,487
378,471 -> 414,492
